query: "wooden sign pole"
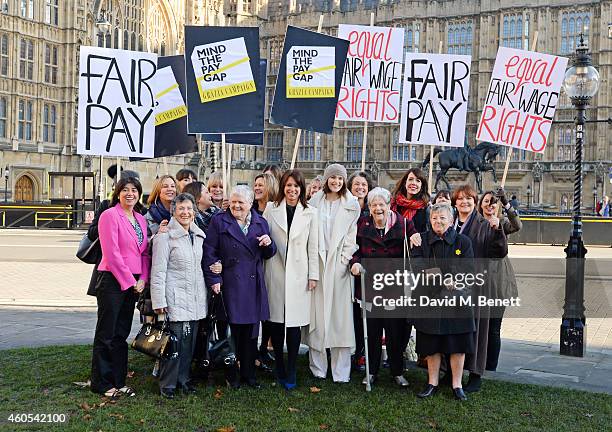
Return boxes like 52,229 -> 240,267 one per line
499,31 -> 538,190
221,133 -> 227,195
289,14 -> 324,170
497,31 -> 538,216
428,40 -> 444,195
227,143 -> 233,189
360,12 -> 376,172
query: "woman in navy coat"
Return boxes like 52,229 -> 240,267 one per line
204,185 -> 277,389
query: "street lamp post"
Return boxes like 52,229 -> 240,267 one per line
593,186 -> 598,212
560,34 -> 600,357
3,166 -> 9,203
95,10 -> 111,202
526,185 -> 531,209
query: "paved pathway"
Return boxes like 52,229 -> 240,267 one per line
1,229 -> 611,394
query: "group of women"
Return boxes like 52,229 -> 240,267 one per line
88,163 -> 520,402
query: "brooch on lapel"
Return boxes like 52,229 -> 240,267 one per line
455,249 -> 462,256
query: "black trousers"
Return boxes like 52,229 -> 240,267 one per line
259,320 -> 272,354
269,322 -> 301,382
91,271 -> 137,394
353,302 -> 365,358
486,307 -> 506,371
367,317 -> 405,377
230,323 -> 257,382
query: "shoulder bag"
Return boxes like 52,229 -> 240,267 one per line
76,233 -> 101,264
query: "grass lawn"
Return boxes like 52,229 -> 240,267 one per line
0,345 -> 610,432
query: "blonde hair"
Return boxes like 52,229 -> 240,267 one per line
207,171 -> 223,190
147,175 -> 176,205
254,172 -> 279,203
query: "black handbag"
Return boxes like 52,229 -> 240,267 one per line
76,234 -> 101,264
131,315 -> 177,359
200,295 -> 237,371
136,285 -> 154,317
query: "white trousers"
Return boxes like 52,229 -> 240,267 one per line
309,347 -> 352,382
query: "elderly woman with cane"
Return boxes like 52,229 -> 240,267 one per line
350,187 -> 416,388
203,185 -> 277,389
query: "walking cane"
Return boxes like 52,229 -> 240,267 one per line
359,265 -> 372,392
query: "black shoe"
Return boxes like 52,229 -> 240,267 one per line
226,379 -> 241,389
160,388 -> 175,399
392,375 -> 409,388
417,384 -> 438,398
246,380 -> 262,389
464,373 -> 482,393
453,387 -> 467,401
256,360 -> 273,373
259,349 -> 275,364
180,384 -> 197,395
361,374 -> 377,386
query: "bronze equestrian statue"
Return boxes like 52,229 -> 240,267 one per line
422,142 -> 499,193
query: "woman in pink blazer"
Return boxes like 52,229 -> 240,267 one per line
91,176 -> 150,399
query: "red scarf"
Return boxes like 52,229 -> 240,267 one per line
392,193 -> 426,221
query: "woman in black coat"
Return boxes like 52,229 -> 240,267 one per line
452,184 -> 507,393
410,203 -> 475,401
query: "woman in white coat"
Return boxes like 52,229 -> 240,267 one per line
263,169 -> 318,390
306,164 -> 360,382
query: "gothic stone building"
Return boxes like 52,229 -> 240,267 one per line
0,0 -> 610,210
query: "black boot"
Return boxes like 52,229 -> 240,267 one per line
464,373 -> 482,393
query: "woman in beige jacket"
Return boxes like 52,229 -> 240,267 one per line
264,169 -> 318,390
306,164 -> 360,383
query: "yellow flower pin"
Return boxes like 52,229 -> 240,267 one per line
455,249 -> 462,256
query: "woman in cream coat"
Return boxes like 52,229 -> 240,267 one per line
264,169 -> 318,390
306,164 -> 360,383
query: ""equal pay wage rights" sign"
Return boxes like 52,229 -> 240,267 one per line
476,47 -> 568,153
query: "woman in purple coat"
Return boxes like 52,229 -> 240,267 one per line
203,185 -> 277,389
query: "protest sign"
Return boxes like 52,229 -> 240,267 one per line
153,66 -> 187,126
336,24 -> 404,123
399,53 -> 471,147
270,25 -> 349,134
286,46 -> 335,98
77,46 -> 157,158
202,60 -> 267,146
130,56 -> 197,161
476,47 -> 567,153
185,26 -> 262,134
190,37 -> 255,103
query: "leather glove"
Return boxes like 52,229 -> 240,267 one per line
496,187 -> 509,206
